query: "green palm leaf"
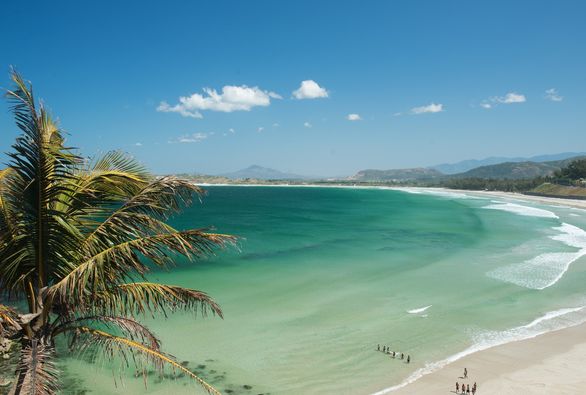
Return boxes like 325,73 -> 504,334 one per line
69,326 -> 221,395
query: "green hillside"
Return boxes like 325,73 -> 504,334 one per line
451,156 -> 586,180
350,167 -> 443,182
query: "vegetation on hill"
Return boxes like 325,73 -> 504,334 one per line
452,161 -> 558,180
528,183 -> 586,199
450,157 -> 585,180
0,72 -> 234,394
437,158 -> 586,197
553,159 -> 586,185
432,152 -> 586,174
350,168 -> 443,182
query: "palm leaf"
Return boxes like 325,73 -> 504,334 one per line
69,326 -> 220,395
90,282 -> 223,319
4,70 -> 82,292
0,303 -> 22,334
15,340 -> 59,395
53,315 -> 161,351
48,230 -> 235,304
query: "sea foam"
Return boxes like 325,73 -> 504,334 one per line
482,202 -> 559,219
371,306 -> 586,394
487,223 -> 586,290
407,305 -> 432,314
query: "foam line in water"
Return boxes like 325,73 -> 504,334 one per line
371,306 -> 586,394
487,223 -> 586,290
392,188 -> 486,200
407,305 -> 432,314
482,202 -> 559,219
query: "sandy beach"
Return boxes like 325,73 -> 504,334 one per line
443,189 -> 586,210
390,322 -> 586,394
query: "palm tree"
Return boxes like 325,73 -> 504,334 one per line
0,70 -> 235,394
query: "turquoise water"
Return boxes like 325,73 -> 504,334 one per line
62,186 -> 586,395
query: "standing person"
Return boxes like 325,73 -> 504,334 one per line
383,346 -> 386,353
400,352 -> 404,360
472,385 -> 476,395
456,382 -> 459,393
464,367 -> 468,378
406,355 -> 410,363
467,384 -> 470,394
377,344 -> 380,351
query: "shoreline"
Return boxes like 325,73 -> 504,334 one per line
198,182 -> 586,210
388,322 -> 586,394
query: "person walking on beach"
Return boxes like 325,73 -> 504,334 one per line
377,344 -> 380,351
463,367 -> 468,378
406,355 -> 410,363
400,352 -> 404,360
455,382 -> 459,393
466,384 -> 470,394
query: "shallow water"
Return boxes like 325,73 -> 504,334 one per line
60,187 -> 586,395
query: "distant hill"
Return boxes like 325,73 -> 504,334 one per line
450,156 -> 586,180
220,165 -> 308,180
432,152 -> 586,174
350,168 -> 443,182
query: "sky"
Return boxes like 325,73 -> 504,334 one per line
0,1 -> 585,176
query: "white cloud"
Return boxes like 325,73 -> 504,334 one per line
492,92 -> 526,104
257,127 -> 264,133
292,80 -> 329,99
158,85 -> 281,118
304,122 -> 312,128
169,132 -> 208,144
347,113 -> 362,121
272,123 -> 280,127
410,103 -> 444,115
134,142 -> 143,146
545,88 -> 563,102
480,102 -> 492,109
229,128 -> 235,133
157,101 -> 203,118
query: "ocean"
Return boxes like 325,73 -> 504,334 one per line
60,186 -> 586,394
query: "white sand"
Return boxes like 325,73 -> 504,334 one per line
391,323 -> 586,394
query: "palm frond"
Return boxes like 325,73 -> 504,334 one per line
91,282 -> 223,319
48,230 -> 235,304
15,340 -> 59,395
61,151 -> 151,221
53,315 -> 160,351
69,326 -> 220,395
82,176 -> 206,248
0,304 -> 22,334
3,69 -> 83,291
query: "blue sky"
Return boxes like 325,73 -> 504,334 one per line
1,1 -> 584,176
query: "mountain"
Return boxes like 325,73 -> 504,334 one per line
432,152 -> 586,174
220,165 -> 308,180
450,156 -> 586,180
350,167 -> 443,182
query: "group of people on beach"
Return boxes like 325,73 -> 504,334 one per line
376,344 -> 410,363
455,368 -> 477,394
